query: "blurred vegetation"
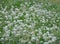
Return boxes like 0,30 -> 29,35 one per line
0,0 -> 60,12
0,0 -> 60,44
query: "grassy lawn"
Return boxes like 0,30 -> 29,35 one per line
0,0 -> 60,44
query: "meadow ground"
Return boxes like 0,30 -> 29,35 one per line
0,0 -> 60,44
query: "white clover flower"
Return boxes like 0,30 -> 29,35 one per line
52,36 -> 56,42
31,36 -> 36,41
25,13 -> 29,18
25,2 -> 28,5
45,27 -> 50,30
7,23 -> 13,27
0,31 -> 1,33
12,30 -> 16,34
23,30 -> 26,32
13,28 -> 17,31
14,16 -> 19,19
1,38 -> 4,40
5,30 -> 10,35
43,33 -> 48,40
48,40 -> 52,43
11,11 -> 16,15
28,41 -> 32,44
3,26 -> 8,30
0,21 -> 2,24
15,8 -> 19,11
43,42 -> 49,44
1,11 -> 5,14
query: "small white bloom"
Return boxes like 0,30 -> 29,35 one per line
0,31 -> 1,33
31,37 -> 36,40
43,42 -> 49,44
52,36 -> 56,42
1,38 -> 4,40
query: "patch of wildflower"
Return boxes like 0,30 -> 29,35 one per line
0,2 -> 60,44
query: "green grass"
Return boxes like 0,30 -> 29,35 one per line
0,0 -> 60,44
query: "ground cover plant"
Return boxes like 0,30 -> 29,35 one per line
0,0 -> 60,44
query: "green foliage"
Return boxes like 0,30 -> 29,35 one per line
0,0 -> 60,44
